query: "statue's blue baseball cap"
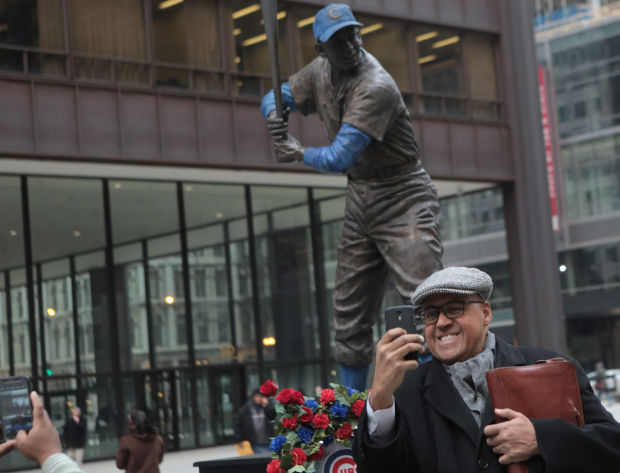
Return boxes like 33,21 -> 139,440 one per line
313,4 -> 362,43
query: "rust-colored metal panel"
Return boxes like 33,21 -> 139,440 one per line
476,124 -> 513,180
0,80 -> 34,153
419,120 -> 452,177
438,0 -> 465,26
450,122 -> 477,175
233,101 -> 272,167
119,92 -> 160,160
78,88 -> 120,158
198,99 -> 235,166
381,0 -> 412,17
351,0 -> 382,13
35,84 -> 78,155
160,95 -> 199,163
464,0 -> 499,31
411,0 -> 439,23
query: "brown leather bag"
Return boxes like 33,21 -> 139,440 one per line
485,357 -> 585,473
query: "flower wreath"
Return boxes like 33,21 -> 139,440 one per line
260,379 -> 369,473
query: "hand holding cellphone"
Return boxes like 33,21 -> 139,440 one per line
384,305 -> 419,362
0,376 -> 33,442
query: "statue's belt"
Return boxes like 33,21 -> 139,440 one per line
347,161 -> 419,180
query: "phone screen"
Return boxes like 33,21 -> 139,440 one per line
0,377 -> 33,441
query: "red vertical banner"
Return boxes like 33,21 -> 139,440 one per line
538,66 -> 560,232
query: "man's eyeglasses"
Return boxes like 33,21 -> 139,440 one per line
416,300 -> 485,326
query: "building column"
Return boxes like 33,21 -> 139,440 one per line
500,0 -> 567,351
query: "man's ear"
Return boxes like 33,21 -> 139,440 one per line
482,301 -> 492,327
316,42 -> 326,58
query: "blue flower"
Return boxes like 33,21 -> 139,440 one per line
305,399 -> 318,411
270,435 -> 286,452
323,435 -> 334,447
347,387 -> 357,396
297,426 -> 314,443
330,401 -> 349,420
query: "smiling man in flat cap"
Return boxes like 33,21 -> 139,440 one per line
353,266 -> 620,473
261,3 -> 442,391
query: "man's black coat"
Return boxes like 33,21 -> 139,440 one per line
353,336 -> 620,473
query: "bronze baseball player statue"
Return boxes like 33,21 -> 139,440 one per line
261,3 -> 443,390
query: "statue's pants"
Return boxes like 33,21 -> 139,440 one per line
334,168 -> 443,367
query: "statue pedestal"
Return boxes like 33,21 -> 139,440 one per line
193,453 -> 270,473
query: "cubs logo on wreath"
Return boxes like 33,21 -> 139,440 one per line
322,448 -> 357,473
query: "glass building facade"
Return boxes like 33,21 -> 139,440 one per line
535,2 -> 620,372
0,173 -> 512,468
0,0 -> 566,468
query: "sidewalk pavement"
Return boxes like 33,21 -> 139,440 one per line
15,402 -> 620,472
19,444 -> 239,473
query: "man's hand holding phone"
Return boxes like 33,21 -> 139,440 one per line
15,392 -> 62,466
369,308 -> 425,411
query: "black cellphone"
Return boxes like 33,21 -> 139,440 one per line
0,376 -> 33,442
384,305 -> 419,361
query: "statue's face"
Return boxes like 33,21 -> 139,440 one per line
318,26 -> 362,71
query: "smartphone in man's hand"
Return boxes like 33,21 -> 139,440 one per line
385,305 -> 419,361
0,376 -> 33,442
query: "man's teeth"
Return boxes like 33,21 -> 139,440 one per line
439,334 -> 456,341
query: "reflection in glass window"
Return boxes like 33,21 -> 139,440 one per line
562,136 -> 620,218
357,15 -> 410,91
416,26 -> 465,117
463,33 -> 500,120
251,186 -> 318,362
0,0 -> 63,48
439,187 -> 505,240
42,259 -> 75,377
69,0 -> 147,83
152,0 -> 223,91
76,251 -> 108,374
230,0 -> 290,96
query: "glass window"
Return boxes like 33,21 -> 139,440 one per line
229,0 -> 290,97
69,0 -> 147,83
415,26 -> 466,117
463,33 -> 500,120
0,176 -> 24,377
294,6 -> 318,67
0,0 -> 63,48
184,183 -> 251,363
109,180 -> 185,369
151,0 -> 224,92
41,259 -> 75,377
28,177 -> 113,375
356,14 -> 410,91
251,186 -> 318,362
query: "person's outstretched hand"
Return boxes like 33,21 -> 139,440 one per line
15,392 -> 62,466
370,328 -> 424,411
0,439 -> 15,458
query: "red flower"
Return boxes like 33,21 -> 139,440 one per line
309,444 -> 325,461
260,379 -> 278,397
293,390 -> 305,405
299,407 -> 313,423
281,414 -> 298,430
320,388 -> 336,405
291,447 -> 307,465
336,422 -> 353,440
312,413 -> 330,429
351,399 -> 365,417
276,388 -> 304,405
266,458 -> 284,473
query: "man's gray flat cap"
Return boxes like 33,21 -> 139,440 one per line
411,266 -> 493,306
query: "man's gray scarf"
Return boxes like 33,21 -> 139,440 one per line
444,331 -> 496,427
